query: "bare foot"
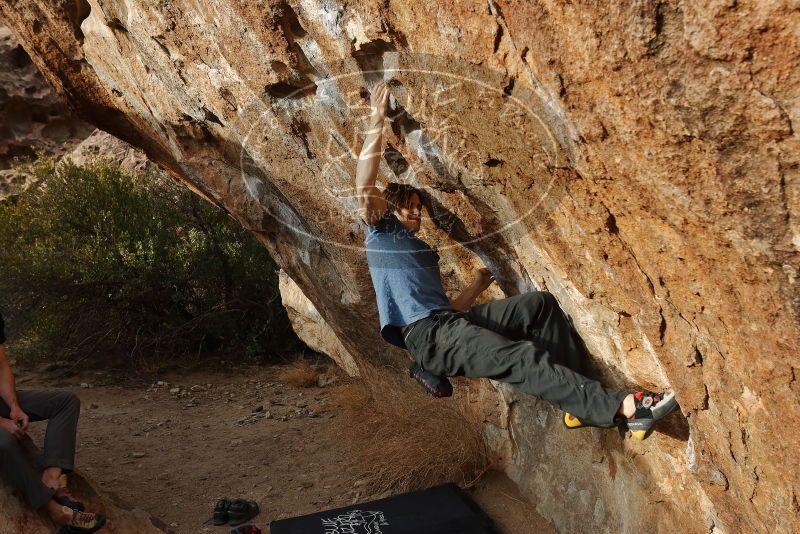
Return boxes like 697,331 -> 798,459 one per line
617,394 -> 635,419
41,467 -> 63,491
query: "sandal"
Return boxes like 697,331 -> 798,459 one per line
228,499 -> 260,527
53,474 -> 85,511
54,492 -> 86,512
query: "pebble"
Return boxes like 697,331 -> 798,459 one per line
131,452 -> 146,459
189,384 -> 205,392
230,438 -> 243,446
80,383 -> 90,388
169,387 -> 180,395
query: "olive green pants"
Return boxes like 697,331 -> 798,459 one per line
405,292 -> 627,426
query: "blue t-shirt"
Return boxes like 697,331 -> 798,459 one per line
364,213 -> 454,349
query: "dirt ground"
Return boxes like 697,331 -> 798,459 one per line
17,359 -> 555,534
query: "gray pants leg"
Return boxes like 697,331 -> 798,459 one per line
405,292 -> 627,426
0,390 -> 80,510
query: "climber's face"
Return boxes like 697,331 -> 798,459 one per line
394,192 -> 423,234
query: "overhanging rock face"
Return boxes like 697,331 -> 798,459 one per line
1,1 -> 797,532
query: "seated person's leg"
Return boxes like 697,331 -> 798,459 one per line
15,390 -> 80,490
0,428 -> 55,512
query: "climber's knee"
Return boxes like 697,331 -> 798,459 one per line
523,291 -> 558,313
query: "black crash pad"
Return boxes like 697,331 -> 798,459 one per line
270,483 -> 498,534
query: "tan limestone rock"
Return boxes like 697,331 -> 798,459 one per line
279,269 -> 360,377
1,1 -> 797,532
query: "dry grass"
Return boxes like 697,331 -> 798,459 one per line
328,363 -> 490,495
277,359 -> 320,388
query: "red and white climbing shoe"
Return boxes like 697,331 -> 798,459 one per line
626,391 -> 679,440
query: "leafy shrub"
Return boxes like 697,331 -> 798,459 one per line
0,157 -> 298,366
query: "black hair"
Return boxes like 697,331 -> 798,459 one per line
384,182 -> 426,213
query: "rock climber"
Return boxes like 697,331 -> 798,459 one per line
356,81 -> 678,439
0,311 -> 106,532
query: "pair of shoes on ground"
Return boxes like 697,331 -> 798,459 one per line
214,498 -> 260,527
563,391 -> 680,440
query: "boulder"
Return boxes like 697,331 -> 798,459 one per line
0,1 -> 797,532
279,269 -> 360,377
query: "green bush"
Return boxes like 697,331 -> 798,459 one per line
0,157 -> 298,366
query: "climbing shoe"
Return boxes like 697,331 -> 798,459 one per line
57,507 -> 107,533
228,499 -> 260,527
562,413 -> 618,430
409,363 -> 453,398
626,391 -> 679,440
213,497 -> 232,526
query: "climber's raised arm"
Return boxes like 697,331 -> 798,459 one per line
356,82 -> 389,225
